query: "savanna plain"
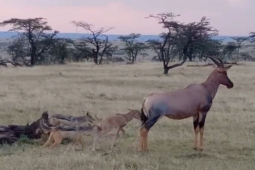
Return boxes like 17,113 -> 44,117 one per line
0,62 -> 255,170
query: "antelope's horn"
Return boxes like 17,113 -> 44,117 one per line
215,57 -> 224,67
208,56 -> 222,67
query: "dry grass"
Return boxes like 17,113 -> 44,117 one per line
0,61 -> 255,170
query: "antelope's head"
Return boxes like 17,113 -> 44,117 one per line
127,108 -> 141,120
209,56 -> 234,89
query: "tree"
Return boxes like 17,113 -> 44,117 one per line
71,21 -> 116,65
195,39 -> 223,61
48,38 -> 73,64
147,13 -> 218,74
118,33 -> 147,63
71,38 -> 92,62
7,34 -> 29,65
0,18 -> 58,66
140,52 -> 149,60
248,32 -> 255,53
240,52 -> 252,61
249,32 -> 255,43
231,37 -> 247,61
223,42 -> 237,61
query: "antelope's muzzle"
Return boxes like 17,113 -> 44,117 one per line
227,81 -> 234,89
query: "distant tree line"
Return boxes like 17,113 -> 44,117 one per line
0,14 -> 255,74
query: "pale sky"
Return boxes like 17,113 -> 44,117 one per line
0,0 -> 254,36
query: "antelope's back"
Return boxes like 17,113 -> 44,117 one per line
143,84 -> 211,118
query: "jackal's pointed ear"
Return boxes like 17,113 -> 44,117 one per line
87,111 -> 92,117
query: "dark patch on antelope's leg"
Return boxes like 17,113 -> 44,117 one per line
198,112 -> 207,152
144,114 -> 161,130
193,115 -> 199,150
138,108 -> 162,152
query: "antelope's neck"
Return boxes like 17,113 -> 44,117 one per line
202,74 -> 220,99
120,112 -> 133,123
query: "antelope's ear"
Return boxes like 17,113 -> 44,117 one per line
217,64 -> 233,72
224,64 -> 233,70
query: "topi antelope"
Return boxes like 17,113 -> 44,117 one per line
137,57 -> 234,152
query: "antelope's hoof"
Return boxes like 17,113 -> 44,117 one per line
199,147 -> 204,152
91,147 -> 98,151
137,147 -> 149,152
136,147 -> 142,152
193,146 -> 198,150
136,147 -> 144,152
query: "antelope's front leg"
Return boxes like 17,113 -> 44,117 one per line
198,112 -> 207,152
193,115 -> 199,150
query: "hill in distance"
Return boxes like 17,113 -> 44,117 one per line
0,31 -> 245,42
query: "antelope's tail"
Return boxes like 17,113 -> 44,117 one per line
140,99 -> 148,126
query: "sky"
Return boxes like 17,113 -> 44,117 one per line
0,0 -> 254,36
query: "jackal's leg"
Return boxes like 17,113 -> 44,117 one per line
198,112 -> 207,151
74,135 -> 81,145
137,114 -> 161,152
193,115 -> 199,150
43,132 -> 54,147
50,140 -> 62,149
78,136 -> 85,148
111,128 -> 120,150
50,133 -> 63,149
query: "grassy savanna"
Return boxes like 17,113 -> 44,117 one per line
0,62 -> 255,170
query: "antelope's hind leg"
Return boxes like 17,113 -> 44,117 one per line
120,128 -> 125,136
92,130 -> 110,151
198,112 -> 207,152
138,113 -> 161,152
111,128 -> 120,150
193,115 -> 199,150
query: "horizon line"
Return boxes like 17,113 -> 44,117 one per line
0,31 -> 247,37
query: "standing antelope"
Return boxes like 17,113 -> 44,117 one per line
138,57 -> 234,152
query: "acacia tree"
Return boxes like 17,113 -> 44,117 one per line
147,13 -> 218,74
140,52 -> 149,60
248,32 -> 255,42
0,18 -> 58,66
7,34 -> 28,64
71,38 -> 92,62
195,39 -> 223,61
249,32 -> 255,48
223,42 -> 237,61
71,21 -> 116,64
48,38 -> 73,64
231,37 -> 247,61
118,33 -> 147,63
